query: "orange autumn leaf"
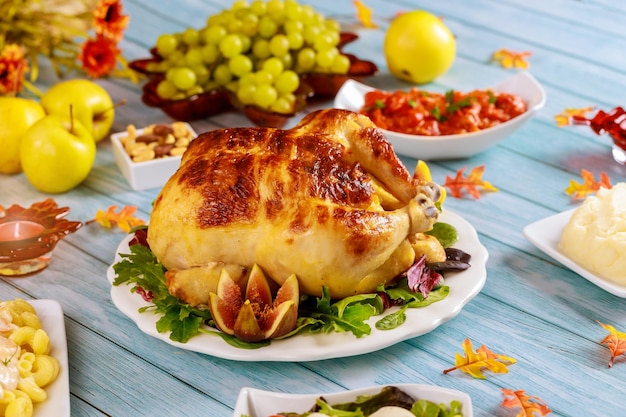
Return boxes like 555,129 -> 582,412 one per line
90,205 -> 145,233
443,338 -> 517,379
444,165 -> 498,199
491,48 -> 532,69
353,0 -> 379,28
597,321 -> 626,368
501,389 -> 551,417
553,106 -> 595,127
564,168 -> 612,199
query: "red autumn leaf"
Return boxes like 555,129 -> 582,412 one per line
491,48 -> 532,69
88,205 -> 145,233
443,165 -> 498,199
553,106 -> 595,127
564,168 -> 612,199
597,321 -> 626,368
443,338 -> 516,379
353,0 -> 379,28
501,389 -> 551,417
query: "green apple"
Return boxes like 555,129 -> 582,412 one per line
40,79 -> 115,143
0,97 -> 46,174
20,114 -> 96,193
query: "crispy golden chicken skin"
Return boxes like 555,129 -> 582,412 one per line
148,109 -> 440,304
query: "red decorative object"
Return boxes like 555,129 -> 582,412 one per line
0,199 -> 82,277
572,106 -> 626,164
128,33 -> 377,128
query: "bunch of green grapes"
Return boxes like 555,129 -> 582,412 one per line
149,0 -> 351,114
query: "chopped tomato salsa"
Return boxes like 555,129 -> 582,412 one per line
360,87 -> 527,136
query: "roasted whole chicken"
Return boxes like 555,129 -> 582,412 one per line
147,109 -> 442,304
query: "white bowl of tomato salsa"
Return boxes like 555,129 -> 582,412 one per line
334,71 -> 546,160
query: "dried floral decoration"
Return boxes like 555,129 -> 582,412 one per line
564,168 -> 612,199
353,0 -> 379,28
553,106 -> 595,127
0,44 -> 29,95
88,205 -> 145,233
0,0 -> 135,96
443,338 -> 517,379
597,321 -> 626,368
444,165 -> 498,199
491,48 -> 532,69
501,389 -> 552,417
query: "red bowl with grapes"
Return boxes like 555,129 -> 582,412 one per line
129,33 -> 377,128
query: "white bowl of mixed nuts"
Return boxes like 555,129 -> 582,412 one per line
111,121 -> 197,190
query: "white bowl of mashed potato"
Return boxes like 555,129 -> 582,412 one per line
559,183 -> 626,286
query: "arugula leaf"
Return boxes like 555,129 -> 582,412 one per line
375,305 -> 408,330
113,243 -> 212,343
425,222 -> 459,248
411,399 -> 464,417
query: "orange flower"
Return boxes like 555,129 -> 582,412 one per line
0,44 -> 28,95
79,35 -> 120,78
93,0 -> 130,42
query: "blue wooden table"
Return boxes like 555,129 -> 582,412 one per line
2,1 -> 626,416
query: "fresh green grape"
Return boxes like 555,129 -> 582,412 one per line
258,16 -> 278,38
252,39 -> 271,59
300,4 -> 316,24
274,70 -> 299,94
227,18 -> 244,34
182,28 -> 200,46
204,25 -> 227,44
219,34 -> 244,58
239,34 -> 252,53
250,0 -> 267,16
237,83 -> 257,105
171,67 -> 197,90
325,19 -> 341,33
202,44 -> 220,64
253,84 -> 278,108
239,11 -> 259,36
238,72 -> 256,86
286,31 -> 304,50
186,85 -> 204,96
270,96 -> 293,114
279,53 -> 294,69
213,63 -> 233,85
185,48 -> 204,67
156,34 -> 178,56
269,34 -> 289,56
225,80 -> 239,93
313,33 -> 335,51
266,0 -> 285,21
315,47 -> 338,68
231,0 -> 249,11
284,20 -> 303,34
192,65 -> 210,84
254,70 -> 274,85
284,0 -> 302,20
229,54 -> 254,77
156,79 -> 178,99
261,57 -> 284,77
296,47 -> 316,72
302,24 -> 321,45
330,54 -> 351,74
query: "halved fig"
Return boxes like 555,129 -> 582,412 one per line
208,265 -> 300,342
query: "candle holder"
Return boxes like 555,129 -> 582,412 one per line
0,199 -> 82,277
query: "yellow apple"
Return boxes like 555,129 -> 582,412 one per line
0,97 -> 46,174
40,79 -> 115,142
384,10 -> 456,84
20,114 -> 96,193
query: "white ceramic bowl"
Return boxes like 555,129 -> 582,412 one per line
232,384 -> 473,417
111,123 -> 196,191
334,71 -> 546,160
